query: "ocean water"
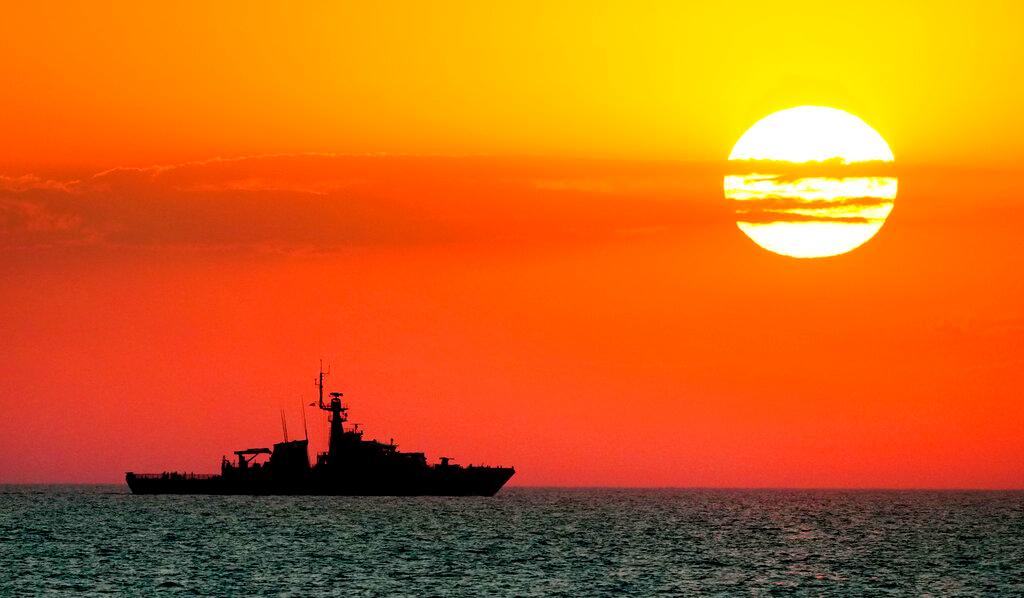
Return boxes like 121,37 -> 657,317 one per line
0,487 -> 1020,596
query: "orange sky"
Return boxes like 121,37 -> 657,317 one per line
1,3 -> 1022,487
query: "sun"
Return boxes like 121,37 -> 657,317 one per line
725,106 -> 896,258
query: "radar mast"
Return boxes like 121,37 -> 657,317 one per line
316,363 -> 347,461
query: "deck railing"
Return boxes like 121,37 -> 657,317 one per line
127,472 -> 218,480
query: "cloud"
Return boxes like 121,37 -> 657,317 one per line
731,196 -> 892,224
0,197 -> 94,247
0,154 -> 726,251
0,174 -> 77,193
725,159 -> 896,178
735,211 -> 874,225
730,196 -> 893,211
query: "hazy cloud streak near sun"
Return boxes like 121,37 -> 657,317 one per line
0,155 -> 728,252
0,155 -> 1004,255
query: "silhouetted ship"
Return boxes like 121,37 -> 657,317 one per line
126,369 -> 515,496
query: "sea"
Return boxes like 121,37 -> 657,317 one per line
0,486 -> 1021,596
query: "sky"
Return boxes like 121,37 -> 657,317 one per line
1,2 -> 1022,487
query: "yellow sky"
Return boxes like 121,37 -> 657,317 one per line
1,1 -> 1022,170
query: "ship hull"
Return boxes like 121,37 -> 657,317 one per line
126,467 -> 514,497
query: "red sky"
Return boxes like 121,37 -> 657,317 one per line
1,156 -> 1021,487
1,3 -> 1023,487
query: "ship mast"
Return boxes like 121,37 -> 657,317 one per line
317,364 -> 328,410
316,364 -> 347,462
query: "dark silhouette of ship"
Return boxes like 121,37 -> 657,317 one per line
126,368 -> 514,496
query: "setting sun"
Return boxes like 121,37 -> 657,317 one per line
725,106 -> 897,258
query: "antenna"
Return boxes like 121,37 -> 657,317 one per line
316,360 -> 331,410
301,398 -> 309,441
280,409 -> 289,442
